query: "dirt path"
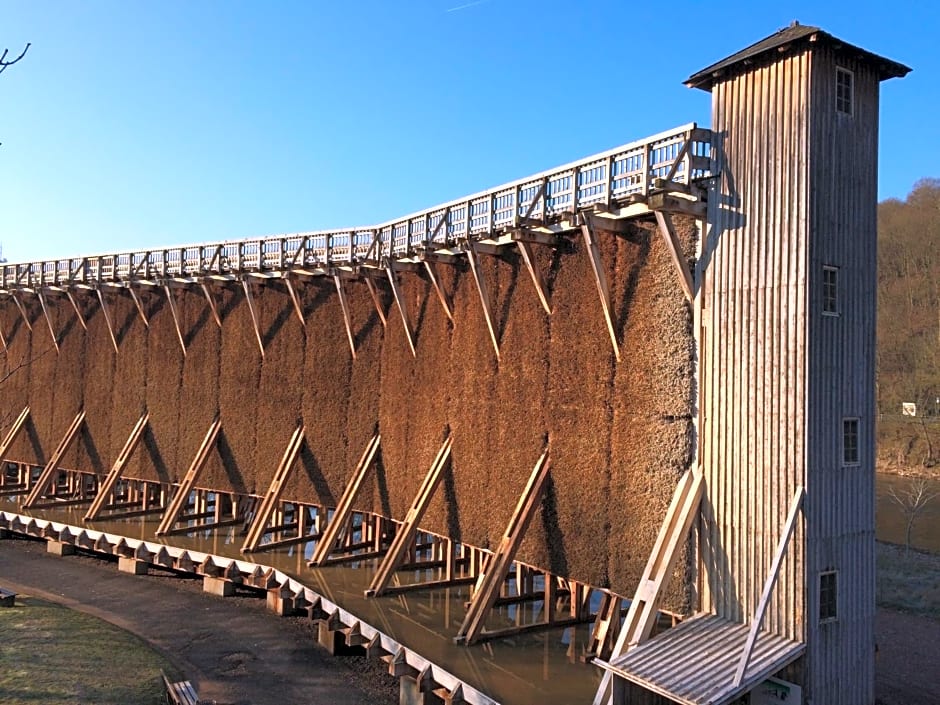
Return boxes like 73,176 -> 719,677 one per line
875,608 -> 940,705
0,536 -> 396,705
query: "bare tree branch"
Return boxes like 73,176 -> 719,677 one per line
0,43 -> 30,76
888,477 -> 940,554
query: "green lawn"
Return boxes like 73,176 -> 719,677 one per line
0,596 -> 173,705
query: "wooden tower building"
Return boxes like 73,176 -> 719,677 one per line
598,23 -> 909,705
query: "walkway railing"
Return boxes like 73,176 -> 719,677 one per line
1,123 -> 711,291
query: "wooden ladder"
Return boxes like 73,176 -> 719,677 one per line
241,423 -> 305,552
155,415 -> 222,535
84,412 -> 150,521
22,410 -> 86,508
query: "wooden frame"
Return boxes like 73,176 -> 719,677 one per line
22,410 -> 87,508
155,415 -> 222,535
653,210 -> 694,302
83,413 -> 150,521
0,406 -> 30,465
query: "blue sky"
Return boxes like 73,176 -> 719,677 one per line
0,1 -> 935,263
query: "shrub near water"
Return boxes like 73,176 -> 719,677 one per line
0,596 -> 172,705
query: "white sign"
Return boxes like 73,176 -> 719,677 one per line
902,403 -> 917,417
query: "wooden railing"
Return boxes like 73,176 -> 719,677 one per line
1,123 -> 711,290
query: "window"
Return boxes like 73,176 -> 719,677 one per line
823,266 -> 838,314
819,571 -> 838,622
843,418 -> 860,465
836,68 -> 854,115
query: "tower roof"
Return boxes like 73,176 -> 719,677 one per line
685,22 -> 911,91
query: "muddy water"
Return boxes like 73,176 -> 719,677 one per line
876,473 -> 940,552
5,499 -> 601,705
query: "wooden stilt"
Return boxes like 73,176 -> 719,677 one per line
0,321 -> 6,352
580,218 -> 620,362
464,242 -> 500,359
333,275 -> 357,359
96,289 -> 120,353
310,433 -> 381,565
386,265 -> 416,357
454,448 -> 550,645
163,285 -> 187,356
83,413 -> 149,521
283,275 -> 306,327
363,277 -> 387,328
365,436 -> 452,596
22,410 -> 86,508
423,261 -> 454,323
241,278 -> 265,357
200,282 -> 221,328
65,289 -> 87,331
36,290 -> 59,354
242,423 -> 305,552
126,285 -> 149,328
0,407 -> 30,462
11,293 -> 32,331
155,415 -> 222,535
516,240 -> 552,315
653,210 -> 694,303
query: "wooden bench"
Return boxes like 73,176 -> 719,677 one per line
0,587 -> 16,607
161,670 -> 203,705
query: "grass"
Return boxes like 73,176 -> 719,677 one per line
0,595 -> 174,705
876,541 -> 940,619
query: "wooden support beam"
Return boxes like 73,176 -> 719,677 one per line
83,413 -> 149,522
464,242 -> 500,359
200,282 -> 221,328
733,487 -> 805,687
310,433 -> 381,565
516,240 -> 552,315
454,448 -> 550,645
241,278 -> 265,357
653,210 -> 694,303
580,219 -> 619,362
95,289 -> 120,354
333,275 -> 357,359
11,293 -> 32,331
65,289 -> 87,331
125,285 -> 149,328
163,285 -> 187,356
0,407 -> 30,462
510,229 -> 558,247
592,467 -> 704,705
22,410 -> 86,508
283,275 -> 306,328
155,415 -> 222,535
386,265 -> 416,357
365,435 -> 452,596
241,423 -> 305,552
0,322 -> 6,352
36,290 -> 59,354
586,594 -> 624,661
363,277 -> 387,328
423,260 -> 454,323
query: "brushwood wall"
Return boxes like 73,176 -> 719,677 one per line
0,219 -> 695,602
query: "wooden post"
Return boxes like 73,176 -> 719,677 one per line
333,275 -> 357,359
11,293 -> 32,331
241,278 -> 265,357
653,210 -> 694,303
464,241 -> 500,358
363,277 -> 387,328
22,410 -> 86,508
283,275 -> 306,327
36,290 -> 59,354
84,413 -> 149,521
163,285 -> 187,356
96,289 -> 120,354
515,239 -> 552,315
126,285 -> 150,328
422,261 -> 454,323
386,265 -> 416,357
155,415 -> 222,535
0,407 -> 29,463
65,289 -> 88,331
580,217 -> 619,362
200,282 -> 222,328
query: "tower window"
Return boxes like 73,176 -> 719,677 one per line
843,418 -> 860,465
819,571 -> 838,622
823,266 -> 838,314
836,68 -> 854,115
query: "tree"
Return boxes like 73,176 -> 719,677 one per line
888,477 -> 939,555
0,43 -> 30,76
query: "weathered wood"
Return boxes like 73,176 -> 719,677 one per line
516,240 -> 552,315
455,448 -> 550,645
283,275 -> 306,327
241,423 -> 306,552
84,412 -> 150,521
580,219 -> 619,361
22,410 -> 87,508
155,415 -> 222,535
362,276 -> 387,328
36,290 -> 59,353
0,407 -> 29,463
333,275 -> 357,359
124,285 -> 149,328
64,289 -> 87,331
423,260 -> 454,323
241,278 -> 265,357
310,433 -> 381,565
10,293 -> 32,331
366,436 -> 452,596
653,210 -> 694,303
200,282 -> 222,328
386,265 -> 416,357
464,241 -> 500,358
163,285 -> 186,356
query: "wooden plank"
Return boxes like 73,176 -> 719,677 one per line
733,486 -> 805,686
363,276 -> 387,328
386,265 -> 416,357
454,447 -> 550,645
36,290 -> 59,354
125,285 -> 149,328
333,275 -> 357,359
0,321 -> 6,352
241,423 -> 305,552
516,240 -> 552,315
464,241 -> 500,359
95,289 -> 120,354
580,219 -> 620,361
423,260 -> 454,323
365,435 -> 452,596
22,410 -> 86,508
83,413 -> 150,521
241,278 -> 265,357
0,407 -> 30,462
163,285 -> 187,356
64,289 -> 87,331
200,282 -> 221,328
11,294 -> 32,331
653,210 -> 694,303
283,275 -> 306,327
309,433 -> 381,565
155,415 -> 222,535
